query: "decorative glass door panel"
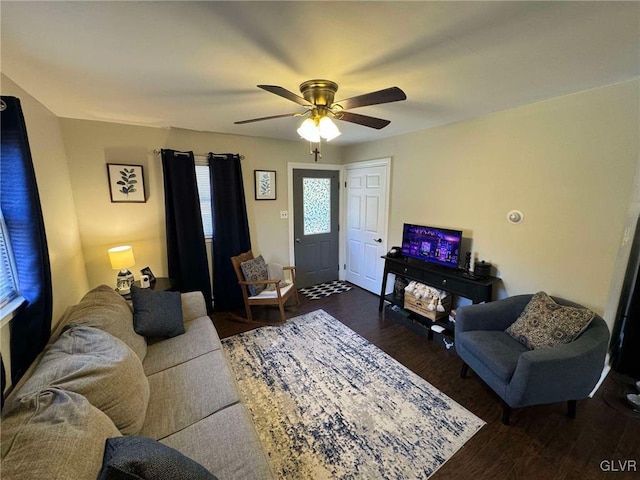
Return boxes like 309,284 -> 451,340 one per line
303,177 -> 331,235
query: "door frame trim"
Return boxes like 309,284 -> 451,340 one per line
287,162 -> 345,279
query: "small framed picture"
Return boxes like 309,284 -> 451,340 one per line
140,266 -> 156,284
254,170 -> 276,200
107,164 -> 146,203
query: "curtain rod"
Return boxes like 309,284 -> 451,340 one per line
152,149 -> 244,160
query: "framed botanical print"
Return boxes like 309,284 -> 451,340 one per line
254,170 -> 276,200
107,164 -> 146,203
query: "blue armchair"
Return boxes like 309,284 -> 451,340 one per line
455,294 -> 609,424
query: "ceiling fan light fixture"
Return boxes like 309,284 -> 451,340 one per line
297,117 -> 320,143
318,116 -> 341,141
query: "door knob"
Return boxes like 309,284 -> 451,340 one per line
374,238 -> 382,243
295,238 -> 301,243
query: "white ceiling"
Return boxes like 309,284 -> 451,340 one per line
1,1 -> 638,145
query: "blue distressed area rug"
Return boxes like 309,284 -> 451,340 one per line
222,310 -> 485,479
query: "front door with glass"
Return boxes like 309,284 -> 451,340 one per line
292,169 -> 339,288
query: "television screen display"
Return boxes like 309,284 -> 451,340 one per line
401,223 -> 462,269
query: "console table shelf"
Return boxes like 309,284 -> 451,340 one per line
379,255 -> 501,338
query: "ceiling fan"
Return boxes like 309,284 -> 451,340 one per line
234,79 -> 406,142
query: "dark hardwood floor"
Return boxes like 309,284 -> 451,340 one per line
212,285 -> 640,480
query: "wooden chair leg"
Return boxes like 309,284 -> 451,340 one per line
567,400 -> 577,419
244,303 -> 253,322
278,302 -> 286,323
502,402 -> 511,425
460,363 -> 469,379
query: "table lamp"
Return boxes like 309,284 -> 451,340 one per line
108,245 -> 135,295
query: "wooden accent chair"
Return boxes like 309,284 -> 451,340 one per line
230,250 -> 300,323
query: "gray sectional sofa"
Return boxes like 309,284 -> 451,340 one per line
1,285 -> 273,479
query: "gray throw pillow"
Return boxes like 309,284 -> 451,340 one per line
1,388 -> 121,480
131,286 -> 185,338
55,285 -> 147,361
240,255 -> 268,296
506,291 -> 595,350
98,436 -> 218,480
9,325 -> 149,435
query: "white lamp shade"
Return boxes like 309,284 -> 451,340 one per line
108,246 -> 135,270
318,116 -> 341,141
297,118 -> 321,143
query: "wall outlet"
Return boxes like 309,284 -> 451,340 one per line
280,210 -> 288,219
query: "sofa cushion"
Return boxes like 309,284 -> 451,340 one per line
12,325 -> 149,435
131,286 -> 185,338
240,255 -> 268,296
143,317 -> 221,376
181,291 -> 208,322
506,291 -> 595,350
140,350 -> 240,440
98,436 -> 218,480
161,403 -> 273,480
57,285 -> 147,361
1,388 -> 121,480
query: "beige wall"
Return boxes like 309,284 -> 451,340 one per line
343,80 -> 640,317
1,74 -> 90,384
3,71 -> 636,342
60,120 -> 341,288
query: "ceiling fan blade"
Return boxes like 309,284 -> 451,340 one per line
258,85 -> 311,107
335,86 -> 406,110
336,111 -> 391,130
234,113 -> 300,125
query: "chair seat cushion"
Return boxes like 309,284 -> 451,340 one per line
505,291 -> 595,350
457,330 -> 529,382
248,282 -> 294,299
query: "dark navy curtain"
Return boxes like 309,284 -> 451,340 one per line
0,96 -> 53,385
209,153 -> 250,311
161,149 -> 213,313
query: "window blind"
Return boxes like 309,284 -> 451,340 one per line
195,165 -> 213,238
0,210 -> 19,309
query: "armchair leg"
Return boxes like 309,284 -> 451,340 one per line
460,363 -> 469,379
567,400 -> 577,419
502,402 -> 511,425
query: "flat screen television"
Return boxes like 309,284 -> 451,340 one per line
401,223 -> 462,269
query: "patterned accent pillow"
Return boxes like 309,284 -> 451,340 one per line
240,255 -> 268,296
506,291 -> 595,350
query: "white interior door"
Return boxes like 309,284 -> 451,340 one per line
345,159 -> 390,293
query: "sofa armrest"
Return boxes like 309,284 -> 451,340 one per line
456,295 -> 531,333
506,317 -> 609,406
181,291 -> 207,322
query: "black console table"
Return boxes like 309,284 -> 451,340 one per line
378,255 -> 500,312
